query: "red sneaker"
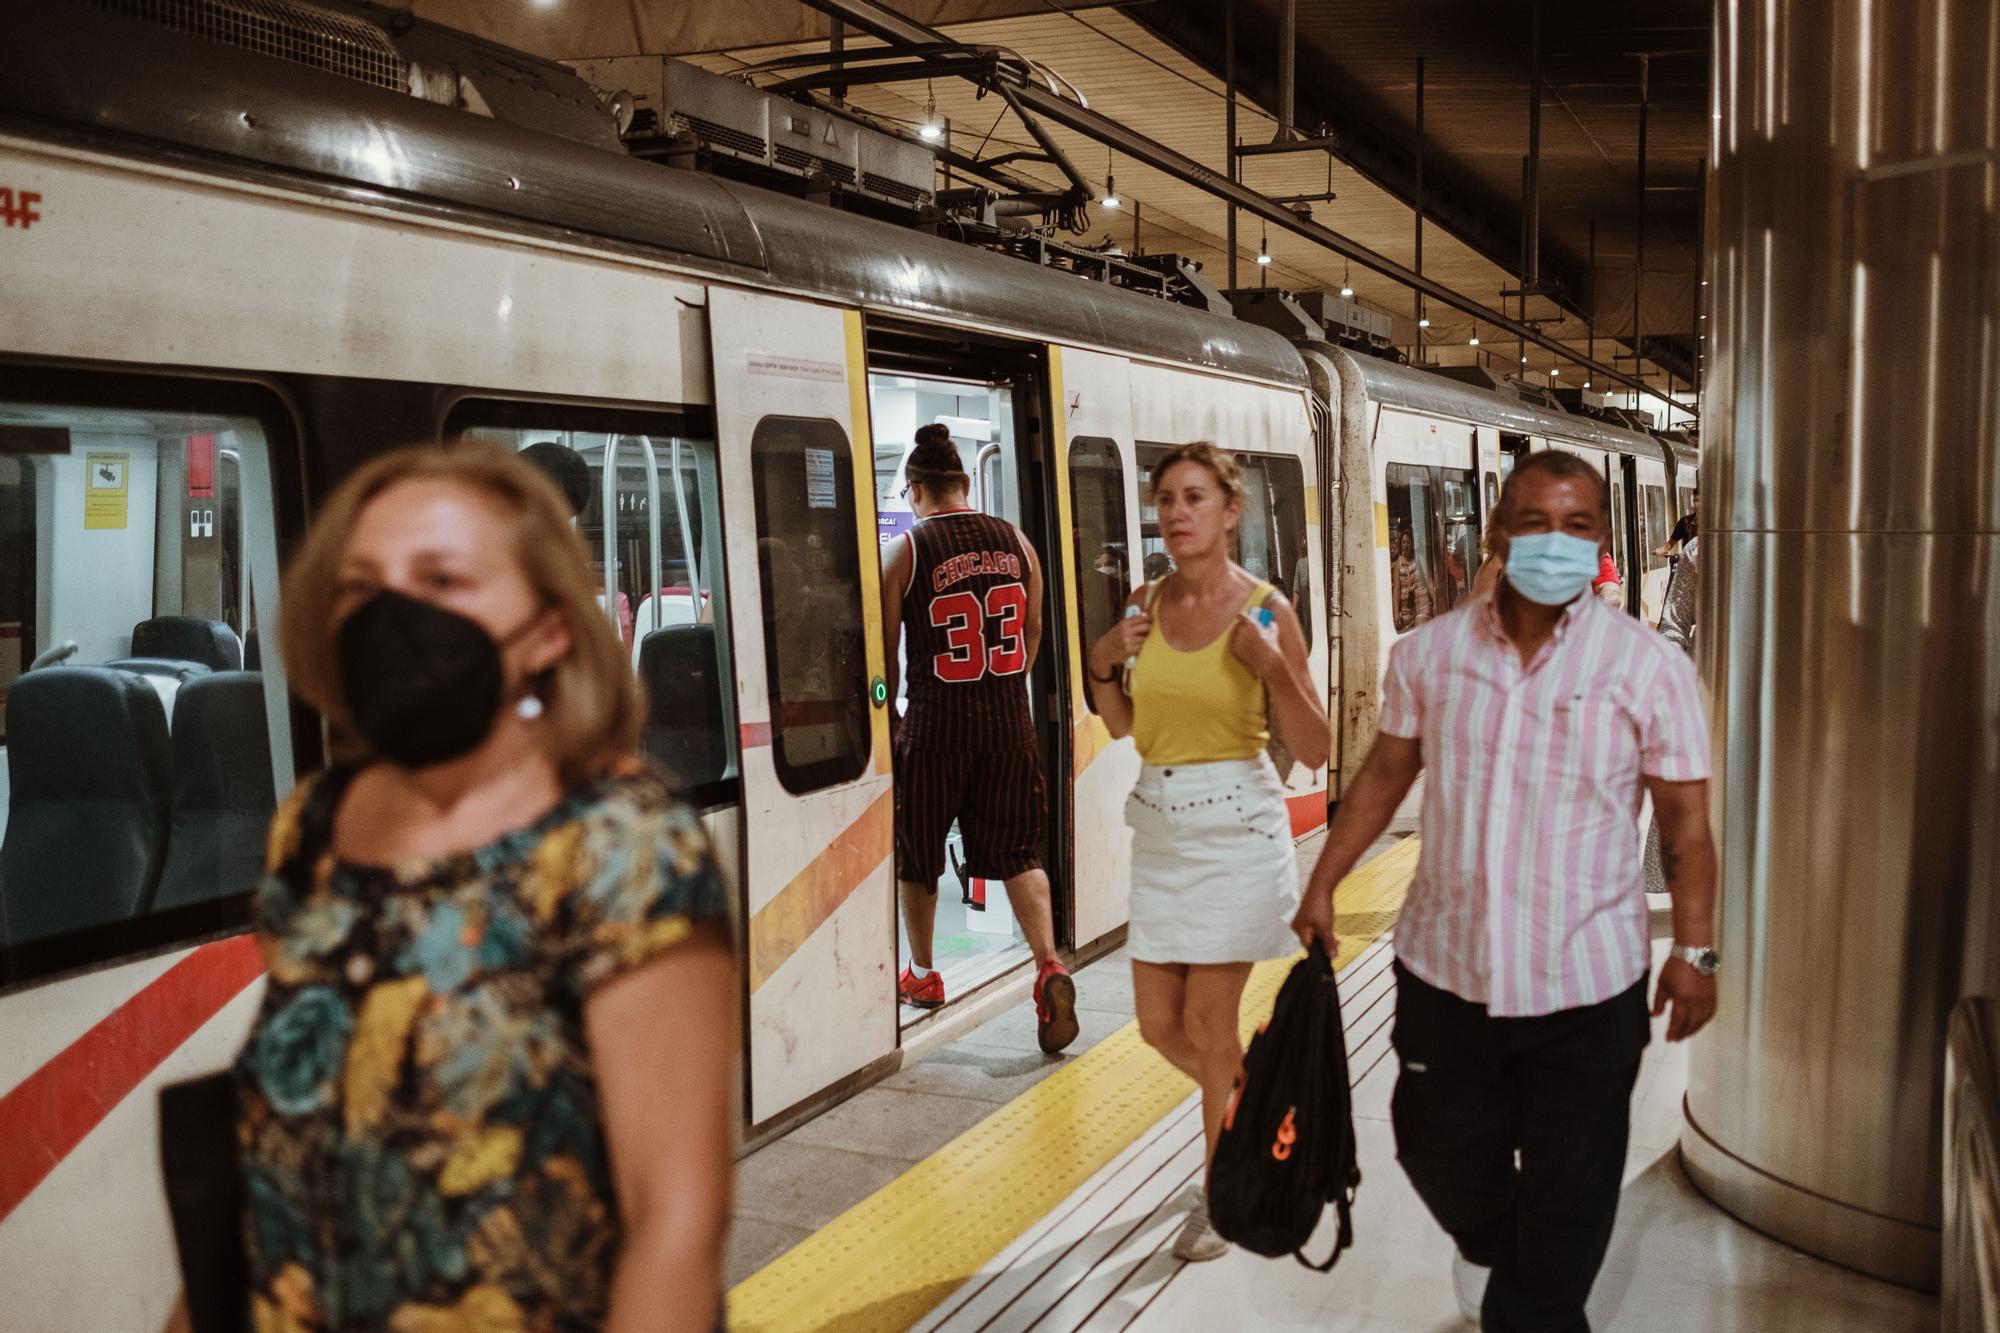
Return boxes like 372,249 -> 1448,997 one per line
899,965 -> 945,1009
1034,960 -> 1079,1054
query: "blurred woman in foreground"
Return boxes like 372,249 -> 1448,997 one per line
235,444 -> 734,1332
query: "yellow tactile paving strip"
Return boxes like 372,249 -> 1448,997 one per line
726,836 -> 1420,1333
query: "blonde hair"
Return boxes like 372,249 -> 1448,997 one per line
1149,441 -> 1245,506
280,443 -> 643,786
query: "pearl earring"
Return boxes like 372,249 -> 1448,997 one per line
517,694 -> 544,720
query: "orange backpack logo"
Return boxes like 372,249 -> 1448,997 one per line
1271,1106 -> 1298,1161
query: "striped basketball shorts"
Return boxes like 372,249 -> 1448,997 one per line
893,739 -> 1047,888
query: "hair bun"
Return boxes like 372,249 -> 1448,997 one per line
907,428 -> 966,478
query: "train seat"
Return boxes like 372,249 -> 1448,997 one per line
243,628 -> 261,670
153,672 -> 275,913
105,657 -> 214,726
629,592 -> 700,666
0,666 -> 174,947
131,616 -> 242,672
638,625 -> 728,793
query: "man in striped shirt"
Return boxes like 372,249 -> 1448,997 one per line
1296,450 -> 1718,1333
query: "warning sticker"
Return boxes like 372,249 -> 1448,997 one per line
805,448 -> 837,509
85,452 -> 128,530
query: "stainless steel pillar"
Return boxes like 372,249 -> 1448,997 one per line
1683,0 -> 2000,1292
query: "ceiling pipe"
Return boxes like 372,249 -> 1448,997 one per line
1414,55 -> 1424,362
790,0 -> 1682,410
1224,0 -> 1238,291
1634,52 -> 1650,407
1275,0 -> 1297,143
1524,0 -> 1542,292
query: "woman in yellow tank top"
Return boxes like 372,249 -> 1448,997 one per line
1085,442 -> 1329,1262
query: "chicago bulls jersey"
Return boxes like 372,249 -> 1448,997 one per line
900,508 -> 1036,751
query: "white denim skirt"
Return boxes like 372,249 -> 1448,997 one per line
1124,756 -> 1301,965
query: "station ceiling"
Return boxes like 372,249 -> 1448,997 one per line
400,0 -> 1709,406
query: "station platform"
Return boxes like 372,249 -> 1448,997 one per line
724,834 -> 1940,1333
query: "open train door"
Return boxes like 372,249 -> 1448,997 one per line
1049,347 -> 1141,952
707,289 -> 896,1127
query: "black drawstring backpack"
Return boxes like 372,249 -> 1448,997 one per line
1206,941 -> 1362,1269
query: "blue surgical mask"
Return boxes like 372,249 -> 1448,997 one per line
1504,531 -> 1602,606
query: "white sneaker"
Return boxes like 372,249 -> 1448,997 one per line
1171,1194 -> 1230,1262
1452,1252 -> 1491,1326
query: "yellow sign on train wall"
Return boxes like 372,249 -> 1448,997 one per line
84,451 -> 127,530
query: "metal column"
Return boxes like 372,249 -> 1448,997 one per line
1682,0 -> 2000,1292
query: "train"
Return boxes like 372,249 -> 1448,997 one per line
0,4 -> 1695,1326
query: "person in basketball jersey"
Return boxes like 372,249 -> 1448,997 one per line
882,426 -> 1078,1054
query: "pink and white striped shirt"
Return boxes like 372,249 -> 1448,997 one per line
1380,589 -> 1709,1017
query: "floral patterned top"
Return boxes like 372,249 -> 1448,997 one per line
236,762 -> 730,1333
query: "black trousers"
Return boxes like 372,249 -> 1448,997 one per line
1390,963 -> 1651,1333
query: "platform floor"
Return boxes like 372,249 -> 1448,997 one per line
727,829 -> 1939,1332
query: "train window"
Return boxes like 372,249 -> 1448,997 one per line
1068,437 -> 1128,713
1234,452 -> 1313,641
1384,462 -> 1442,633
0,394 -> 293,972
1641,484 -> 1670,571
447,402 -> 739,803
1437,468 -> 1479,613
750,416 -> 871,794
1609,471 -> 1633,589
1135,444 -> 1173,580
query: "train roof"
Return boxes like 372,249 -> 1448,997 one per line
0,4 -> 1307,392
1329,349 -> 1673,463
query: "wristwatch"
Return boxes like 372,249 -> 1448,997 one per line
1672,943 -> 1721,977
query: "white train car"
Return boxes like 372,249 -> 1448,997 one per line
0,6 -> 1690,1326
1315,351 -> 1690,792
0,8 -> 1325,1327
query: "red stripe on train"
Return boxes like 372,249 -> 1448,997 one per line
0,934 -> 264,1222
1287,792 -> 1328,838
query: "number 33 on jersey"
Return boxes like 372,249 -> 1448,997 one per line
895,507 -> 1040,751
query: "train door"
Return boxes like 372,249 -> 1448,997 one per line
863,324 -> 1075,1019
1632,460 -> 1673,625
1053,348 -> 1138,951
707,289 -> 895,1126
1609,459 -> 1635,606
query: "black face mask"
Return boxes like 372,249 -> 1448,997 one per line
335,589 -> 540,769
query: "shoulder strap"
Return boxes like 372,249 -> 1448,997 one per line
1142,577 -> 1165,614
1243,579 -> 1278,614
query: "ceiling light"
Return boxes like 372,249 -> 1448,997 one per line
1257,223 -> 1271,265
1584,379 -> 1592,388
1468,335 -> 1480,346
918,80 -> 943,142
1418,317 -> 1430,328
1339,260 -> 1353,297
1520,356 -> 1529,364
1100,173 -> 1120,210
1257,250 -> 1273,266
1550,367 -> 1560,376
1340,284 -> 1355,297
